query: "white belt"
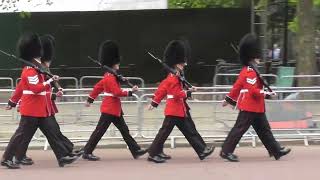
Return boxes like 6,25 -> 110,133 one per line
23,90 -> 46,95
240,89 -> 248,93
103,92 -> 114,97
240,89 -> 264,94
167,95 -> 174,99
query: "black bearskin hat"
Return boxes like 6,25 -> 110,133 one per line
239,33 -> 262,66
17,32 -> 42,62
163,40 -> 187,67
180,38 -> 191,64
40,34 -> 55,63
98,40 -> 120,67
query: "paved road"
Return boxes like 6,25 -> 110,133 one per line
1,146 -> 319,180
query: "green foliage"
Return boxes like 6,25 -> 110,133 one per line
255,0 -> 268,10
289,0 -> 320,7
168,0 -> 250,8
19,11 -> 32,18
288,0 -> 320,32
288,16 -> 298,32
0,0 -> 53,19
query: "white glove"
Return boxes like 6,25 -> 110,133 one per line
132,85 -> 139,92
264,91 -> 277,96
52,75 -> 59,81
56,90 -> 64,97
147,104 -> 155,110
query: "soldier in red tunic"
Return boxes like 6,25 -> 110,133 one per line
147,40 -> 214,163
2,35 -> 78,166
1,80 -> 35,166
81,40 -> 147,161
38,35 -> 77,158
1,33 -> 78,169
220,33 -> 291,162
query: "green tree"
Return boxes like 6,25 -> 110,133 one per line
296,0 -> 318,87
288,0 -> 320,32
168,0 -> 252,8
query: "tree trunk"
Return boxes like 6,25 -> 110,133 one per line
296,0 -> 317,87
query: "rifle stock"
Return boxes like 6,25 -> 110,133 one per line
87,56 -> 134,88
248,62 -> 273,92
147,52 -> 193,89
228,43 -> 273,93
0,49 -> 54,78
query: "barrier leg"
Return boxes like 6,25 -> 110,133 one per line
252,136 -> 256,147
304,136 -> 309,146
171,137 -> 175,149
44,140 -> 49,150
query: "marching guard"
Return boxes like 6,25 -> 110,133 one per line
81,40 -> 147,161
147,40 -> 214,163
220,33 -> 291,162
1,33 -> 78,169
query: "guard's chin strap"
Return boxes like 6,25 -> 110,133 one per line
175,66 -> 184,74
33,58 -> 41,64
249,62 -> 260,73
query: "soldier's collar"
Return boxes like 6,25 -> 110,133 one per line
247,66 -> 253,71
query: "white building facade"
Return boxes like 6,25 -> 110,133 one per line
0,0 -> 168,12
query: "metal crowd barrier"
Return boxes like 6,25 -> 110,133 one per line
213,73 -> 278,86
0,77 -> 14,89
1,87 -> 320,150
15,76 -> 144,89
279,75 -> 320,85
281,75 -> 320,78
79,76 -> 145,88
0,89 -> 15,121
16,77 -> 79,89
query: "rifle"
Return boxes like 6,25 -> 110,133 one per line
87,56 -> 134,88
230,42 -> 239,54
45,67 -> 62,90
147,52 -> 193,89
0,49 -> 54,78
229,43 -> 274,93
248,62 -> 273,93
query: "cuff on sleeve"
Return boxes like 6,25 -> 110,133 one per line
151,100 -> 159,108
225,96 -> 237,106
8,100 -> 17,107
87,96 -> 94,103
51,94 -> 57,101
186,90 -> 192,98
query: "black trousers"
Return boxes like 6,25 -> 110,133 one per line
148,115 -> 206,157
83,113 -> 141,156
221,111 -> 281,156
2,115 -> 73,161
2,118 -> 26,161
159,111 -> 207,153
185,111 -> 206,146
46,116 -> 74,154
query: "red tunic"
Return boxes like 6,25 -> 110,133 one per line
18,66 -> 53,117
9,78 -> 58,115
225,66 -> 266,113
8,81 -> 23,107
151,73 -> 191,118
87,73 -> 132,117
